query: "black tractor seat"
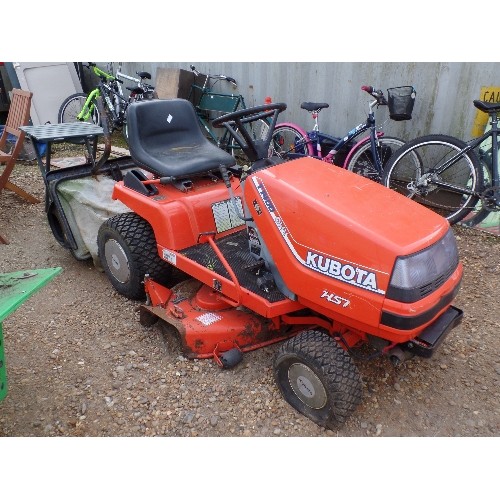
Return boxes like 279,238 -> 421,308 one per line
126,99 -> 236,179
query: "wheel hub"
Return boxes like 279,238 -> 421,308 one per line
411,172 -> 440,195
104,238 -> 130,283
288,363 -> 327,409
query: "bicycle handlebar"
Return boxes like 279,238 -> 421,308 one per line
190,65 -> 237,87
361,85 -> 388,105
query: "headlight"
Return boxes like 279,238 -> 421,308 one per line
387,229 -> 459,303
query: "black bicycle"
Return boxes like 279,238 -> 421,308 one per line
383,99 -> 500,225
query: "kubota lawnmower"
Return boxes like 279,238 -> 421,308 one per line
54,99 -> 464,429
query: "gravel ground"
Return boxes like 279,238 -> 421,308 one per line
1,152 -> 499,440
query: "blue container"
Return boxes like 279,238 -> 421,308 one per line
0,124 -> 46,157
33,140 -> 47,157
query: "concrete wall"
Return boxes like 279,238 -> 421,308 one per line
112,62 -> 500,142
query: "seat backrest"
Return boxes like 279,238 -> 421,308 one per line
127,98 -> 206,151
126,98 -> 236,179
0,89 -> 32,157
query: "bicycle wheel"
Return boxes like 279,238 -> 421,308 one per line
344,136 -> 405,182
58,92 -> 101,125
230,118 -> 270,162
383,134 -> 483,225
270,124 -> 313,160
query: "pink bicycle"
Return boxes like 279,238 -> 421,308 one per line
270,85 -> 416,182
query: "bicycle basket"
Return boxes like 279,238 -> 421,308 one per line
387,86 -> 416,121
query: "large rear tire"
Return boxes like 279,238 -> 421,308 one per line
274,330 -> 362,429
97,213 -> 172,300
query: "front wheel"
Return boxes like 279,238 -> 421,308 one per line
274,330 -> 362,429
383,134 -> 483,224
459,155 -> 493,227
58,92 -> 101,125
344,136 -> 405,182
97,213 -> 173,300
270,124 -> 314,160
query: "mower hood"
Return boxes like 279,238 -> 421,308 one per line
244,157 -> 452,327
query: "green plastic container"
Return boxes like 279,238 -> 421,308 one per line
0,267 -> 62,402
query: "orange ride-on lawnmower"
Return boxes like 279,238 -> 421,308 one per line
95,99 -> 463,429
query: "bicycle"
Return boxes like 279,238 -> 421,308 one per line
270,85 -> 416,182
381,99 -> 500,225
58,62 -> 155,141
188,65 -> 269,159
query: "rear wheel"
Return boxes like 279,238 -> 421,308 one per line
270,124 -> 313,160
97,212 -> 172,300
58,92 -> 101,125
274,330 -> 362,429
383,134 -> 483,224
345,136 -> 405,182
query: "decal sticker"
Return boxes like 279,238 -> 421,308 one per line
320,289 -> 350,308
253,200 -> 262,215
167,114 -> 173,123
162,249 -> 176,265
196,312 -> 222,326
306,251 -> 382,294
252,178 -> 276,213
251,176 -> 386,295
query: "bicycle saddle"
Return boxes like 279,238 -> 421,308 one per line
127,99 -> 236,179
137,71 -> 151,80
301,102 -> 329,112
473,100 -> 500,113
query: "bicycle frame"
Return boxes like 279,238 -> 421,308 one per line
77,82 -> 128,124
188,66 -> 259,154
191,85 -> 243,142
279,97 -> 387,172
191,85 -> 246,149
416,113 -> 499,201
77,63 -> 151,125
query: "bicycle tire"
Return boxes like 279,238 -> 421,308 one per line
58,92 -> 101,125
383,134 -> 483,225
230,118 -> 270,162
459,156 -> 493,227
344,136 -> 405,182
270,124 -> 314,160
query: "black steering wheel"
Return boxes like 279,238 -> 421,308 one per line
212,102 -> 287,163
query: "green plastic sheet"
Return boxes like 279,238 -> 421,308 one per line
0,267 -> 62,402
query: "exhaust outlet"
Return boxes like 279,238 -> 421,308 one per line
388,347 -> 415,367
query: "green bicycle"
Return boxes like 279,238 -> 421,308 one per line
57,62 -> 154,140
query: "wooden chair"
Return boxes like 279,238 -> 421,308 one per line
0,89 -> 40,244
